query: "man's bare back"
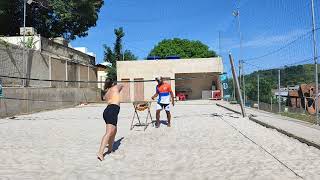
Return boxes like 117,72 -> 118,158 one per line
104,84 -> 123,105
97,80 -> 123,161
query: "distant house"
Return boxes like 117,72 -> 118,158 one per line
96,62 -> 112,90
274,88 -> 289,97
274,86 -> 300,102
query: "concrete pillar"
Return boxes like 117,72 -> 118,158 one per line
129,78 -> 134,102
78,64 -> 81,88
217,74 -> 223,97
171,75 -> 175,97
87,65 -> 90,88
49,56 -> 52,87
65,60 -> 68,87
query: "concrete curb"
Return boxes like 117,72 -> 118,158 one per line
216,103 -> 241,115
248,116 -> 320,150
216,103 -> 320,150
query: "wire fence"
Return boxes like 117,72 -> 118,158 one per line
220,0 -> 320,124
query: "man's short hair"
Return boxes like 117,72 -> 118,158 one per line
104,78 -> 114,90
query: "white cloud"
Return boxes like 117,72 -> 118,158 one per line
221,29 -> 309,51
242,29 -> 309,48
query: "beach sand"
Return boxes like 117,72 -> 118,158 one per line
1,100 -> 320,180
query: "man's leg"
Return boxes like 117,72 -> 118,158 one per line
164,104 -> 171,127
97,124 -> 112,161
107,125 -> 117,152
155,103 -> 162,128
166,111 -> 171,127
156,110 -> 161,127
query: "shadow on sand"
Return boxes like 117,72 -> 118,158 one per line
112,137 -> 124,151
103,137 -> 124,156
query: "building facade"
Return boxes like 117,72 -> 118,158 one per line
96,62 -> 112,90
0,35 -> 99,117
117,57 -> 224,102
0,36 -> 97,88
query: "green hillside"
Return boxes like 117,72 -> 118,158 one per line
246,64 -> 317,88
229,64 -> 319,103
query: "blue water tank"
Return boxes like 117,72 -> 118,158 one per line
165,56 -> 180,60
147,56 -> 161,60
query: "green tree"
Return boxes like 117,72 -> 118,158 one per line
0,1 -> 22,37
245,76 -> 273,103
103,27 -> 137,80
148,38 -> 217,59
0,0 -> 103,40
114,27 -> 125,61
123,50 -> 138,60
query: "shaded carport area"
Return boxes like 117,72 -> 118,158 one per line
175,72 -> 221,100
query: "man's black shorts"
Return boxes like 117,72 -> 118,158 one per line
103,104 -> 120,126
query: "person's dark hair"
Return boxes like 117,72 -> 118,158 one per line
104,78 -> 114,90
155,77 -> 163,85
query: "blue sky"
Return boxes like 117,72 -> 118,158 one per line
72,0 -> 320,74
72,0 -> 236,62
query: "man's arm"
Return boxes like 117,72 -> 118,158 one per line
117,84 -> 124,92
151,93 -> 158,100
168,84 -> 174,106
152,86 -> 159,100
170,91 -> 175,106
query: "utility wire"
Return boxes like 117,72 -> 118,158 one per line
0,74 -> 223,84
243,29 -> 319,62
244,56 -> 318,71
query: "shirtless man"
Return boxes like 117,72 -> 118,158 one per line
97,78 -> 123,161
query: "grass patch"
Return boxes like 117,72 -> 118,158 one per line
280,112 -> 316,124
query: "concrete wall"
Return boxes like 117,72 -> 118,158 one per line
0,87 -> 100,118
41,38 -> 95,65
1,36 -> 95,66
0,42 -> 97,88
117,58 -> 223,102
51,57 -> 67,88
67,62 -> 78,87
27,50 -> 50,87
0,39 -> 100,118
0,44 -> 26,86
0,44 -> 51,87
89,67 -> 97,86
79,65 -> 89,88
0,35 -> 41,50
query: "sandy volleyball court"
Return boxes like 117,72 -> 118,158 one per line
1,100 -> 320,180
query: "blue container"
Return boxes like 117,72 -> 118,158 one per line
147,56 -> 161,60
165,56 -> 180,60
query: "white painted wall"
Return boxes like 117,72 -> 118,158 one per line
97,70 -> 107,89
117,57 -> 224,101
